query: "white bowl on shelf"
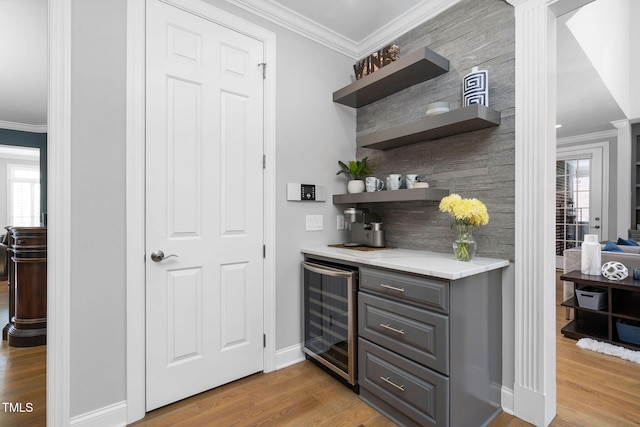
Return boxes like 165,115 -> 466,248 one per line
426,102 -> 449,116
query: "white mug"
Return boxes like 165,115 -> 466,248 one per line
386,174 -> 402,190
365,177 -> 384,192
405,174 -> 418,189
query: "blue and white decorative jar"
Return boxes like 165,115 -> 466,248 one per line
462,66 -> 489,107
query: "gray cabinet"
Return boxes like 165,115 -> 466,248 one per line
359,338 -> 450,427
358,266 -> 502,427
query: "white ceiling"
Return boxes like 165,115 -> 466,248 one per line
556,8 -> 626,138
225,0 -> 460,58
0,0 -> 47,132
0,0 -> 630,139
253,0 -> 426,43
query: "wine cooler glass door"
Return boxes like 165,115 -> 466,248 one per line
303,261 -> 356,385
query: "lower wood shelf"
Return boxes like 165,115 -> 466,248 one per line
561,315 -> 609,342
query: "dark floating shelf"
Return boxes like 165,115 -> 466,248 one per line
332,47 -> 450,108
332,188 -> 449,205
357,104 -> 501,150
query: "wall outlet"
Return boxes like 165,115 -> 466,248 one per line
337,215 -> 345,230
306,215 -> 323,231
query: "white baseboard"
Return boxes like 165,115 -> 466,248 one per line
501,386 -> 514,415
70,346 -> 304,427
70,401 -> 127,427
275,343 -> 305,370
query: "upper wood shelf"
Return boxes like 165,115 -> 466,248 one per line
357,104 -> 501,150
333,188 -> 449,204
332,47 -> 450,108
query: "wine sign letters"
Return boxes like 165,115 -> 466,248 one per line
353,45 -> 399,80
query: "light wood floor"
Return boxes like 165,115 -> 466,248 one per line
0,281 -> 47,427
2,275 -> 640,426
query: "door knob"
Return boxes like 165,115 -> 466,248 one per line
150,250 -> 179,262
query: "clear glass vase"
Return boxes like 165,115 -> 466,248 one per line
453,225 -> 476,261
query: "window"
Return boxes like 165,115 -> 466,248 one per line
556,158 -> 591,256
7,164 -> 40,226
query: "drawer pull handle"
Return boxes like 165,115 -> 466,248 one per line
379,323 -> 405,335
379,283 -> 405,293
380,376 -> 405,392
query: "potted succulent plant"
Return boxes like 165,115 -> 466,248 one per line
337,157 -> 372,193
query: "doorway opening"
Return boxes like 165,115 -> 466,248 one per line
555,144 -> 607,268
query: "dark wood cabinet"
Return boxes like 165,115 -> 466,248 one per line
2,226 -> 47,347
561,270 -> 640,350
632,124 -> 640,229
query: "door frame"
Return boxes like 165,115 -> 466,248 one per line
125,0 -> 277,422
556,141 -> 609,267
48,0 -> 72,425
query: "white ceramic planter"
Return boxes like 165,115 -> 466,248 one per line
347,180 -> 365,194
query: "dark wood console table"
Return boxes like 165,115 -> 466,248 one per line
2,226 -> 47,347
560,270 -> 640,350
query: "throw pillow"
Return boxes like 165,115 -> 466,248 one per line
617,237 -> 640,246
603,240 -> 624,252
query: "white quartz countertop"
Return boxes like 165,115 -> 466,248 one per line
300,246 -> 509,280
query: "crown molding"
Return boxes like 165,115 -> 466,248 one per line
0,120 -> 48,133
611,119 -> 630,129
355,0 -> 460,58
556,128 -> 618,145
224,0 -> 460,59
224,0 -> 358,58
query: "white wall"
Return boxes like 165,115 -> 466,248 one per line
70,0 -> 128,417
68,0 -> 355,418
271,31 -> 356,352
567,0 -> 640,121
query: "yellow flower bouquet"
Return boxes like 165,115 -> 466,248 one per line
439,194 -> 489,261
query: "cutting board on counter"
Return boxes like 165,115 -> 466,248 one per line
328,244 -> 393,252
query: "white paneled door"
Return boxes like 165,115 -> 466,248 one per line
145,0 -> 265,410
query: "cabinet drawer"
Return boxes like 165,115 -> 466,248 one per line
360,267 -> 449,313
8,231 -> 47,248
359,292 -> 449,375
359,338 -> 449,427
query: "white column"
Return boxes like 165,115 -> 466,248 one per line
510,0 -> 557,425
612,119 -> 632,236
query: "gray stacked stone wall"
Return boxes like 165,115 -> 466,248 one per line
356,0 -> 515,261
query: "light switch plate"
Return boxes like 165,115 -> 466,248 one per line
306,215 -> 323,231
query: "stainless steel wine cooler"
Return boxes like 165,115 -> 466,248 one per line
303,259 -> 358,386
